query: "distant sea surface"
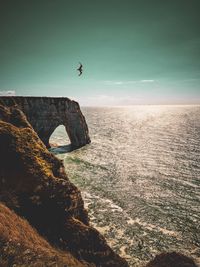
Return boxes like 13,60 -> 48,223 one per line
50,105 -> 200,267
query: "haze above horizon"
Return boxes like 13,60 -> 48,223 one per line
0,0 -> 200,105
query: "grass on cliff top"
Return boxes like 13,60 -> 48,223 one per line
0,202 -> 92,267
0,120 -> 64,189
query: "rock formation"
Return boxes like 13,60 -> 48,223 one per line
0,202 -> 91,267
0,102 -> 198,267
0,96 -> 91,149
145,252 -> 198,267
0,104 -> 127,267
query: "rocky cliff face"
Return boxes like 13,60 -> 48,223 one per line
0,96 -> 91,149
0,102 -> 198,267
0,104 -> 128,267
0,202 -> 91,267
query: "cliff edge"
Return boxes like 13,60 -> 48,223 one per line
0,96 -> 91,149
0,104 -> 127,267
0,102 -> 198,267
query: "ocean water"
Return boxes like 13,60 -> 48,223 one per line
50,105 -> 200,266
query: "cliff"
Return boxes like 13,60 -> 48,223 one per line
0,102 -> 198,267
0,202 -> 91,267
0,96 -> 91,149
0,104 -> 128,267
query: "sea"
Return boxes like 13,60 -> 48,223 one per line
49,105 -> 200,267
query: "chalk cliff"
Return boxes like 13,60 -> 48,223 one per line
0,104 -> 128,267
0,104 -> 198,267
0,96 -> 90,149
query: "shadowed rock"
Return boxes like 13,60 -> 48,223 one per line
0,96 -> 91,149
0,202 -> 92,267
145,252 -> 199,267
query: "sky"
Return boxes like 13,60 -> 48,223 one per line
0,0 -> 200,105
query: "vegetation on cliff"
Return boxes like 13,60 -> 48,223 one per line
0,103 -> 198,267
0,104 -> 127,267
0,203 -> 91,267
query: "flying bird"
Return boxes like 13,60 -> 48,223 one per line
77,62 -> 83,76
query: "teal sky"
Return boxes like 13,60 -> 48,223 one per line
0,0 -> 200,105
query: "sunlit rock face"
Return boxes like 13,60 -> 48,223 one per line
0,96 -> 91,149
0,104 -> 128,267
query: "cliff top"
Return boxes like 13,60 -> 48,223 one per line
0,95 -> 74,101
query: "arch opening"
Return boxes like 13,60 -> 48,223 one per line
49,125 -> 70,148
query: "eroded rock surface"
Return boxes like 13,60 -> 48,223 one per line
0,96 -> 91,148
0,104 -> 127,267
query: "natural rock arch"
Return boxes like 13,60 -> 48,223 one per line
0,96 -> 91,149
49,124 -> 70,147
